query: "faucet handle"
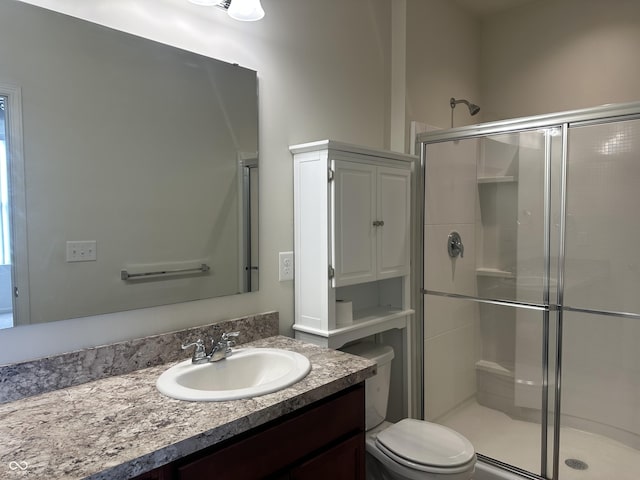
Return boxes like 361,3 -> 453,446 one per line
181,339 -> 207,363
221,331 -> 240,341
221,331 -> 240,348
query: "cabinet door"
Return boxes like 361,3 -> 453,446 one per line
289,433 -> 365,480
131,466 -> 172,480
332,160 -> 377,287
377,166 -> 411,279
176,385 -> 365,480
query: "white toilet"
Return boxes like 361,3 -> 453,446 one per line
342,342 -> 476,480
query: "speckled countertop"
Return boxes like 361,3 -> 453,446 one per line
0,335 -> 375,480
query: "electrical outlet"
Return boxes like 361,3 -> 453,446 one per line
278,251 -> 294,281
66,240 -> 97,262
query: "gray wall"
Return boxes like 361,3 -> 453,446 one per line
480,0 -> 640,120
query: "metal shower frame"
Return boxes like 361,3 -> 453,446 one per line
415,100 -> 640,480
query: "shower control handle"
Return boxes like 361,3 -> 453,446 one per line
448,231 -> 464,258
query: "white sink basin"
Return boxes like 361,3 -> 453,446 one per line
156,348 -> 311,401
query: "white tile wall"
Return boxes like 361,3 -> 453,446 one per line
424,223 -> 477,297
424,294 -> 477,339
424,322 -> 477,421
423,139 -> 479,421
425,139 -> 477,226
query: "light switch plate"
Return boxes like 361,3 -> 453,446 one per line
66,241 -> 97,262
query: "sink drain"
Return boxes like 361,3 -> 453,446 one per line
565,458 -> 589,470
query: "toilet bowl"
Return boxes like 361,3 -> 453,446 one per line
342,342 -> 476,480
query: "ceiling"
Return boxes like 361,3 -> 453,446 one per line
453,0 -> 539,17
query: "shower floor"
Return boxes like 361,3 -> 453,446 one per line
439,400 -> 640,480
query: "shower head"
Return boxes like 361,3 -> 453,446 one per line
450,97 -> 481,128
450,97 -> 481,116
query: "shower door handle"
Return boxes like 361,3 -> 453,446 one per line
448,231 -> 464,258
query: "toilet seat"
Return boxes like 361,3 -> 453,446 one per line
375,419 -> 475,474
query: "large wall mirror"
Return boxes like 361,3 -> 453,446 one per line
0,0 -> 259,329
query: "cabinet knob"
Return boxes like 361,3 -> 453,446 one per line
372,220 -> 385,227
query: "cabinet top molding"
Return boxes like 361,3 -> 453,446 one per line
289,139 -> 417,163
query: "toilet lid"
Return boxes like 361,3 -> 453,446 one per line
376,419 -> 475,469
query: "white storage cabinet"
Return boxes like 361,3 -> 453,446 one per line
291,140 -> 415,349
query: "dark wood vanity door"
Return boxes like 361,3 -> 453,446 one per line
174,384 -> 365,480
289,432 -> 365,480
133,466 -> 172,480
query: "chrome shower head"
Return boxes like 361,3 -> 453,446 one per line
450,97 -> 481,116
450,97 -> 481,128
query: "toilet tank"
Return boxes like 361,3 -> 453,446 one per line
341,342 -> 394,430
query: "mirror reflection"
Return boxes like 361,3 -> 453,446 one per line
0,0 -> 259,329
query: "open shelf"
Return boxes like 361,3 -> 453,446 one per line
293,306 -> 413,349
477,175 -> 517,184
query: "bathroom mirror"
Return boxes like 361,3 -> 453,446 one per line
0,0 -> 259,328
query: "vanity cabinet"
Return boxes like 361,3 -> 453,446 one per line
134,384 -> 364,480
289,433 -> 364,480
134,469 -> 171,480
291,140 -> 416,349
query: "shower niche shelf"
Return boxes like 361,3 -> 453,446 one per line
475,267 -> 515,279
476,136 -> 519,286
477,175 -> 517,184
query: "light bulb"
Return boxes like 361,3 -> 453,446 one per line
228,0 -> 265,21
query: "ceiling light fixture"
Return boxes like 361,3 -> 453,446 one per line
188,0 -> 264,22
188,0 -> 222,6
228,0 -> 265,21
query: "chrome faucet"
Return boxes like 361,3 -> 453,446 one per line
181,331 -> 240,364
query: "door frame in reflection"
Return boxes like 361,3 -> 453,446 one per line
0,83 -> 28,327
239,154 -> 258,293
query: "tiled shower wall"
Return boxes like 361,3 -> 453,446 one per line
423,139 -> 479,421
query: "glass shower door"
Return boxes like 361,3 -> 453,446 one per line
422,128 -> 561,477
556,118 -> 640,480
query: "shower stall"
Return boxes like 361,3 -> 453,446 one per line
417,101 -> 640,480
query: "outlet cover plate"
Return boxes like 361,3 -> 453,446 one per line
278,251 -> 294,281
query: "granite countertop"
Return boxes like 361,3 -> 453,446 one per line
0,336 -> 375,479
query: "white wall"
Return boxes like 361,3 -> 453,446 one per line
480,0 -> 640,120
0,0 -> 392,363
405,0 -> 481,137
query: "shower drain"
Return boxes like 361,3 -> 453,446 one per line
565,458 -> 589,470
